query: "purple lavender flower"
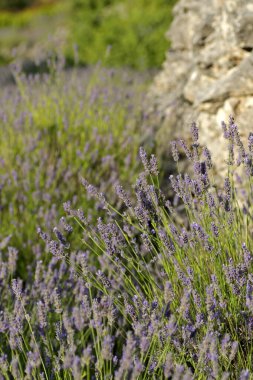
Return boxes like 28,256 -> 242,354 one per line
139,146 -> 149,173
149,154 -> 159,176
53,227 -> 70,248
248,133 -> 253,153
211,222 -> 219,237
203,146 -> 212,169
80,177 -> 106,204
242,243 -> 252,268
240,370 -> 250,380
170,141 -> 179,162
37,301 -> 47,329
115,184 -> 132,207
222,121 -> 229,139
246,280 -> 253,313
60,217 -> 73,233
224,177 -> 231,201
190,121 -> 199,143
178,139 -> 193,160
101,335 -> 114,361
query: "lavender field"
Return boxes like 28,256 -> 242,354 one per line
0,58 -> 253,379
1,1 -> 253,379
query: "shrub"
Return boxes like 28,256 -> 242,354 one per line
68,0 -> 177,69
0,0 -> 36,11
0,0 -> 178,69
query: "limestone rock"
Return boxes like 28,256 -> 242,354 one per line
148,0 -> 253,178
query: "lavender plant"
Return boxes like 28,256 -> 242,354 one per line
0,116 -> 252,379
1,61 -> 253,378
0,59 -> 152,275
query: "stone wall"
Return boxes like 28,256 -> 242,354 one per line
148,0 -> 253,176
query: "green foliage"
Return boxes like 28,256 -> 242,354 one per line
0,1 -> 69,65
68,0 -> 177,69
0,0 -> 177,69
0,0 -> 36,10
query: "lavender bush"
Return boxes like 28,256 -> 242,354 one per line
0,112 -> 252,378
0,59 -> 152,274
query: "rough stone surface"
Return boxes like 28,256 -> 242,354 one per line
148,0 -> 253,177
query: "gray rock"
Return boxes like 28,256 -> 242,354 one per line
147,0 -> 253,179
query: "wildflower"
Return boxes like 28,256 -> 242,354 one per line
221,334 -> 231,357
101,335 -> 114,360
222,121 -> 229,139
242,243 -> 252,267
53,227 -> 69,248
203,146 -> 212,168
80,177 -> 106,204
132,359 -> 144,378
190,121 -> 199,143
248,133 -> 253,153
10,356 -> 20,379
170,141 -> 179,161
115,184 -> 132,207
240,370 -> 250,380
52,288 -> 62,314
11,279 -> 23,299
82,345 -> 93,367
72,356 -> 81,379
224,177 -> 232,201
246,280 -> 253,313
139,146 -> 149,172
96,270 -> 111,289
178,139 -> 192,160
0,354 -> 8,372
7,247 -> 18,274
115,332 -> 136,379
37,301 -> 47,329
229,341 -> 238,362
211,222 -> 219,237
60,217 -> 73,233
164,352 -> 173,378
37,227 -> 49,243
150,154 -> 159,176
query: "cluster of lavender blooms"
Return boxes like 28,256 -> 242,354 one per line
0,117 -> 252,378
0,61 -> 152,274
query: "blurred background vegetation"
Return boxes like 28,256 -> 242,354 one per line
0,0 -> 178,273
0,0 -> 177,70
